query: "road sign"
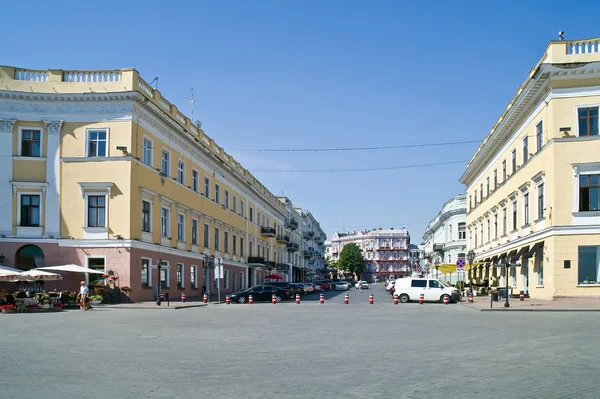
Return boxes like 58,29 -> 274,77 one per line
214,257 -> 224,279
456,259 -> 466,268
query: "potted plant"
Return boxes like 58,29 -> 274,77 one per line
90,295 -> 103,306
0,304 -> 16,314
17,303 -> 27,313
121,286 -> 133,302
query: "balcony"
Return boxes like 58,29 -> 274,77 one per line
276,262 -> 288,271
260,226 -> 276,237
285,218 -> 298,230
247,256 -> 265,265
433,243 -> 445,252
302,250 -> 311,259
286,242 -> 299,252
276,235 -> 290,243
265,261 -> 276,270
308,231 -> 314,237
302,233 -> 312,240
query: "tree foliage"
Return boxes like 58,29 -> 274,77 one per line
338,243 -> 365,276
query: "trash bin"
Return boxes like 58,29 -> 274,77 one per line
499,288 -> 508,300
491,292 -> 499,302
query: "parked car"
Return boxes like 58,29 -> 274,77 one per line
354,281 -> 369,289
264,282 -> 295,292
299,283 -> 315,294
334,281 -> 350,290
226,285 -> 292,304
322,280 -> 335,289
315,282 -> 330,291
385,281 -> 396,291
289,283 -> 306,296
392,278 -> 461,303
310,283 -> 322,292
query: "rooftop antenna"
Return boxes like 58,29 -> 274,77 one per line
558,31 -> 565,41
149,77 -> 159,90
188,88 -> 196,120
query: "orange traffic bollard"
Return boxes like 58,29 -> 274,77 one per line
443,296 -> 449,305
344,294 -> 349,304
225,296 -> 230,304
468,294 -> 474,303
296,294 -> 300,304
272,294 -> 277,304
249,295 -> 253,304
203,294 -> 208,303
369,294 -> 374,304
181,293 -> 186,303
419,294 -> 424,305
393,295 -> 398,305
320,294 -> 324,304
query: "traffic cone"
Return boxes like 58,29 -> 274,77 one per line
249,295 -> 253,304
443,296 -> 449,305
320,294 -> 324,304
296,294 -> 300,304
272,294 -> 277,304
225,296 -> 231,304
393,295 -> 398,305
181,293 -> 186,303
369,294 -> 374,304
344,294 -> 349,304
468,294 -> 473,303
203,293 -> 208,303
519,291 -> 525,301
419,294 -> 424,305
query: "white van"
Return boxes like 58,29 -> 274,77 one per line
393,278 -> 461,303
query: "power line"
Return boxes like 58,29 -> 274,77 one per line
228,140 -> 480,152
250,159 -> 468,173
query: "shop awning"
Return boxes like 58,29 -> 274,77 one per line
489,255 -> 498,265
506,249 -> 517,260
511,246 -> 530,262
525,241 -> 544,258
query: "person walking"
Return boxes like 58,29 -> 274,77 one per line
80,281 -> 89,311
358,280 -> 363,293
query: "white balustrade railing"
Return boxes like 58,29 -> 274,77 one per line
14,69 -> 48,82
202,136 -> 210,146
137,79 -> 153,97
176,113 -> 186,124
160,97 -> 171,112
568,40 -> 600,55
64,71 -> 120,82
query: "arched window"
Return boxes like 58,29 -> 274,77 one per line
15,244 -> 45,270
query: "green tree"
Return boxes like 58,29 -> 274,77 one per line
338,243 -> 365,277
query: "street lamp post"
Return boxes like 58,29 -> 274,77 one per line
203,254 -> 215,301
467,250 -> 475,295
434,259 -> 439,280
504,264 -> 510,308
156,258 -> 162,306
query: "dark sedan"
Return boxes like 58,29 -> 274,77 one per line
226,285 -> 293,304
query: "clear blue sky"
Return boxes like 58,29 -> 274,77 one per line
2,0 -> 597,242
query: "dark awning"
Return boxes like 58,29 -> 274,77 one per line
496,253 -> 507,262
483,257 -> 491,263
507,249 -> 517,259
511,245 -> 530,262
489,255 -> 498,265
525,241 -> 544,258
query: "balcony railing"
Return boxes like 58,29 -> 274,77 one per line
276,262 -> 288,271
286,218 -> 298,230
286,243 -> 299,252
302,233 -> 312,240
265,261 -> 276,269
260,226 -> 276,237
276,234 -> 290,243
247,256 -> 265,265
302,250 -> 311,258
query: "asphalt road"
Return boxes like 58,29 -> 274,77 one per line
0,283 -> 597,399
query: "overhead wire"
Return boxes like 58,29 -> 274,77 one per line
228,140 -> 480,152
250,159 -> 469,173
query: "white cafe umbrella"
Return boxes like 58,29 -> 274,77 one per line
38,264 -> 106,274
18,269 -> 63,281
0,269 -> 22,281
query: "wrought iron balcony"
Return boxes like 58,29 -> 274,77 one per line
260,226 -> 276,237
286,218 -> 298,230
276,234 -> 290,243
247,256 -> 265,265
303,233 -> 312,240
286,242 -> 299,252
302,250 -> 311,258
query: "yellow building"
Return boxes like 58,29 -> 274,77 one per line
460,38 -> 600,300
0,66 -> 325,301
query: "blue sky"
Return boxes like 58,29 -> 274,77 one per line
2,0 -> 598,242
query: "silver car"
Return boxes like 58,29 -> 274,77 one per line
334,281 -> 350,290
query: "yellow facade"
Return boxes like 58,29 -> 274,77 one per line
461,39 -> 600,300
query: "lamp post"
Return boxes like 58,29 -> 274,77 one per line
434,258 -> 440,280
203,254 -> 214,301
504,263 -> 510,308
156,258 -> 163,306
467,250 -> 476,295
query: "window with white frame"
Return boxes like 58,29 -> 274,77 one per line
215,184 -> 220,204
141,258 -> 151,287
486,177 -> 490,196
536,121 -> 543,152
192,170 -> 199,192
87,129 -> 108,157
177,161 -> 185,184
502,207 -> 507,235
493,169 -> 497,190
522,136 -> 529,164
142,137 -> 152,166
204,223 -> 210,248
535,248 -> 544,286
480,183 -> 483,201
232,272 -> 237,292
502,160 -> 507,182
225,190 -> 229,209
523,192 -> 530,225
578,246 -> 600,285
161,150 -> 170,175
142,200 -> 151,232
511,199 -> 517,231
160,261 -> 169,288
192,219 -> 198,245
233,234 -> 237,255
510,266 -> 517,287
241,200 -> 245,217
204,177 -> 210,197
578,106 -> 599,136
537,183 -> 545,220
486,219 -> 490,242
161,207 -> 170,237
177,263 -> 184,288
87,196 -> 106,227
494,213 -> 498,238
233,196 -> 237,213
20,194 -> 41,226
249,207 -> 253,222
191,265 -> 198,288
20,128 -> 42,157
177,213 -> 185,241
458,222 -> 466,240
214,227 -> 220,250
224,231 -> 229,253
511,149 -> 517,174
224,269 -> 229,289
239,272 -> 244,289
240,237 -> 244,257
474,227 -> 478,247
579,174 -> 600,212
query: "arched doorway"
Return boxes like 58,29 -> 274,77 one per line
15,245 -> 45,270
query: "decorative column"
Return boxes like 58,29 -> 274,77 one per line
44,120 -> 63,238
0,119 -> 15,235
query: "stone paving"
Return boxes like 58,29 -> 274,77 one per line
1,284 -> 598,399
461,295 -> 600,311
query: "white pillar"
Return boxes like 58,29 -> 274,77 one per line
44,121 -> 63,238
0,119 -> 15,236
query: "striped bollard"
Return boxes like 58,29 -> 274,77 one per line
181,293 -> 186,303
296,294 -> 300,304
419,294 -> 424,305
248,295 -> 253,304
393,295 -> 398,305
344,294 -> 349,304
468,294 -> 473,303
319,294 -> 324,304
203,294 -> 208,303
443,296 -> 449,305
272,294 -> 277,304
225,296 -> 231,304
369,294 -> 374,304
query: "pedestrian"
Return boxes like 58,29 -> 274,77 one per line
358,280 -> 363,293
80,281 -> 89,311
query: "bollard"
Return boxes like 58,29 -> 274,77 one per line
249,295 -> 253,304
393,295 -> 398,305
181,293 -> 186,303
520,290 -> 525,301
468,294 -> 473,303
272,294 -> 277,304
344,294 -> 349,304
369,294 -> 374,304
320,294 -> 324,304
225,296 -> 231,304
296,294 -> 300,304
443,296 -> 449,305
203,293 -> 208,303
419,294 -> 424,305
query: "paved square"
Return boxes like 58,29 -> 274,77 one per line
1,285 -> 597,399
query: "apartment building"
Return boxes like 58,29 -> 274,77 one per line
460,38 -> 600,300
0,65 -> 324,300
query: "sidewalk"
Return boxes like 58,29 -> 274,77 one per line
95,300 -> 208,310
460,296 -> 600,312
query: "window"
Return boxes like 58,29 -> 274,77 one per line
486,219 -> 490,242
474,228 -> 478,247
579,175 -> 600,211
224,269 -> 229,289
177,264 -> 184,288
411,279 -> 426,288
204,224 -> 210,248
578,246 -> 600,285
87,258 -> 106,286
204,177 -> 210,197
240,272 -> 244,289
512,199 -> 517,231
240,200 -> 245,217
522,136 -> 529,163
160,261 -> 169,288
192,170 -> 199,192
537,183 -> 545,219
20,194 -> 40,226
523,192 -> 530,225
21,129 -> 41,157
510,267 -> 517,287
486,177 -> 490,196
87,130 -> 107,157
161,150 -> 170,175
502,160 -> 507,181
225,190 -> 229,209
191,265 -> 198,288
142,200 -> 151,232
536,122 -> 543,152
141,258 -> 150,287
493,169 -> 498,189
578,107 -> 599,136
458,223 -> 466,240
142,137 -> 152,166
177,161 -> 185,184
177,213 -> 185,241
192,219 -> 198,245
232,272 -> 236,292
233,196 -> 237,213
249,207 -> 253,222
233,234 -> 237,255
535,248 -> 544,286
215,184 -> 220,204
240,237 -> 244,257
494,214 -> 498,238
214,227 -> 220,250
469,195 -> 472,211
474,190 -> 478,205
224,231 -> 229,253
480,183 -> 483,201
502,207 -> 507,235
87,196 -> 106,227
511,149 -> 517,174
161,207 -> 170,237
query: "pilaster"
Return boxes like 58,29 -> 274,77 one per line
44,120 -> 63,238
0,119 -> 15,235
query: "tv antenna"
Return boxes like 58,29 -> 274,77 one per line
188,88 -> 196,120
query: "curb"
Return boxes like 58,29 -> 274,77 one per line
480,308 -> 600,312
96,303 -> 208,310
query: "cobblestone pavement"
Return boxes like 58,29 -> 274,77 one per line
1,284 -> 597,399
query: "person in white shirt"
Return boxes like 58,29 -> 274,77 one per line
80,281 -> 89,311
